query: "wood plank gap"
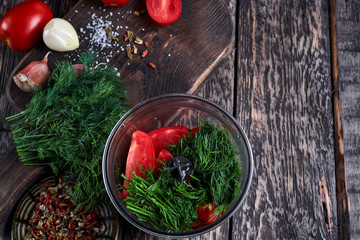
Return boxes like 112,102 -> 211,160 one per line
232,0 -> 241,118
329,0 -> 350,239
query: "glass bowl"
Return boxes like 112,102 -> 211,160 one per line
102,93 -> 253,238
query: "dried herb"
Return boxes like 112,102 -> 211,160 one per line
126,30 -> 134,42
7,52 -> 130,211
26,178 -> 105,240
126,45 -> 133,60
105,25 -> 119,41
133,9 -> 147,16
134,36 -> 143,45
132,45 -> 138,54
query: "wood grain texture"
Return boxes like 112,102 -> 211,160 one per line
335,1 -> 360,239
233,1 -> 338,239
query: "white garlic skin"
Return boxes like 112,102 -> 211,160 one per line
43,18 -> 79,52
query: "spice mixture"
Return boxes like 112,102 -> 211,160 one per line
25,178 -> 105,240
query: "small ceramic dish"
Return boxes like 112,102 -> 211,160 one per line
11,176 -> 120,239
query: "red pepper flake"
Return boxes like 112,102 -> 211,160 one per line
149,62 -> 157,70
144,42 -> 150,48
141,50 -> 148,58
124,34 -> 129,42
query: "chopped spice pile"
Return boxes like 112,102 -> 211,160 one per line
25,178 -> 105,240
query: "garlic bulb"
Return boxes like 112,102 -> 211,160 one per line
43,18 -> 79,52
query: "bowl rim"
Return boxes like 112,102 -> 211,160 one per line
102,93 -> 254,238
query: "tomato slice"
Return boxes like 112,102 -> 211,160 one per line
154,148 -> 173,171
146,0 -> 182,26
123,130 -> 155,197
189,126 -> 200,137
148,126 -> 189,155
197,202 -> 221,223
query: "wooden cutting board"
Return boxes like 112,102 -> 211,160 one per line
1,0 -> 233,237
6,0 -> 233,111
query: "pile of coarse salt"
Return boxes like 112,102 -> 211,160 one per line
82,13 -> 120,51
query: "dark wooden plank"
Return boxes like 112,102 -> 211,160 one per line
232,0 -> 338,238
335,1 -> 360,239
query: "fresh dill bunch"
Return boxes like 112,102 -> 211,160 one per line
168,120 -> 242,214
122,120 -> 242,231
122,168 -> 206,232
6,51 -> 131,211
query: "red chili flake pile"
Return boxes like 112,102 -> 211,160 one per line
25,178 -> 105,240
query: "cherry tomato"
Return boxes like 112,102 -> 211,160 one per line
146,0 -> 182,25
102,0 -> 129,7
123,130 -> 155,198
0,0 -> 53,52
189,126 -> 200,137
197,202 -> 221,223
154,148 -> 173,171
148,126 -> 189,155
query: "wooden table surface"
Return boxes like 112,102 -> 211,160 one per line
0,0 -> 359,239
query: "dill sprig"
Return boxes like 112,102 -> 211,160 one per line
7,52 -> 130,211
169,120 -> 242,214
122,120 -> 242,231
122,169 -> 205,232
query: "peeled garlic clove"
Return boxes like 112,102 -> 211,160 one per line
43,18 -> 79,52
13,52 -> 51,93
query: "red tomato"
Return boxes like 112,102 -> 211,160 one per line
148,126 -> 189,155
102,0 -> 129,7
197,202 -> 221,223
146,0 -> 182,25
123,130 -> 155,197
189,126 -> 200,137
0,0 -> 53,52
154,148 -> 173,171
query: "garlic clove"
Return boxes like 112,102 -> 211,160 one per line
72,64 -> 84,76
13,52 -> 51,93
43,18 -> 79,52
